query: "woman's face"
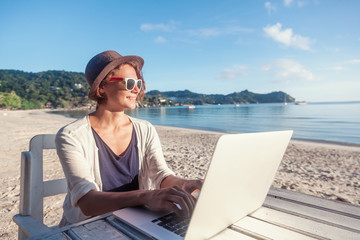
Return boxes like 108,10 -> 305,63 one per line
99,64 -> 140,111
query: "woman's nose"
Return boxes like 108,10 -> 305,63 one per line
132,84 -> 140,93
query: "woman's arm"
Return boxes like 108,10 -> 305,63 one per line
77,189 -> 146,216
78,185 -> 197,218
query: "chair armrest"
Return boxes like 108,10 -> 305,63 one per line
13,214 -> 52,237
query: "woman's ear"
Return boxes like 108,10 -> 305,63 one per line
96,84 -> 106,99
99,86 -> 105,94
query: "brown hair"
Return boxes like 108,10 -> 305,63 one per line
94,61 -> 146,105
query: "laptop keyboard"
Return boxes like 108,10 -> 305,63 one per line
151,212 -> 190,237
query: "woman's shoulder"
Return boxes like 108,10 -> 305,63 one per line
129,116 -> 157,138
129,116 -> 153,128
56,115 -> 90,137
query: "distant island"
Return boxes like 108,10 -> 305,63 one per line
0,70 -> 295,109
144,89 -> 295,107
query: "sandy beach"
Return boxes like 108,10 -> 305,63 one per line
0,109 -> 359,239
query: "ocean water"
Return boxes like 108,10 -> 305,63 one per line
54,101 -> 360,145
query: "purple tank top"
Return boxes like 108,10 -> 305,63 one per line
92,128 -> 139,192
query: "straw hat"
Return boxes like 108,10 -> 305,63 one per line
85,50 -> 144,100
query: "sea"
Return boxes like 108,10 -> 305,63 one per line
53,101 -> 360,145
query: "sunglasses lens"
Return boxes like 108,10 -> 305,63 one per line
137,80 -> 142,90
126,79 -> 136,90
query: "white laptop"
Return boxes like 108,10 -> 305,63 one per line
113,130 -> 293,240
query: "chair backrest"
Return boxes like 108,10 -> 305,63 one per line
19,134 -> 67,223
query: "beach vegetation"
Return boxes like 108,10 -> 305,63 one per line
0,91 -> 22,109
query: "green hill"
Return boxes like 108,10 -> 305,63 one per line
0,70 -> 89,109
0,69 -> 295,109
144,89 -> 295,106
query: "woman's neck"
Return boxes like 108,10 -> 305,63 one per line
89,105 -> 130,131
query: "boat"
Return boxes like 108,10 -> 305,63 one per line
295,101 -> 307,105
188,105 -> 195,109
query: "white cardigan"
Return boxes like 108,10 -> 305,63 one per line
55,115 -> 174,225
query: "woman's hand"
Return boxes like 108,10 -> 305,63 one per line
182,179 -> 203,195
161,175 -> 203,195
154,175 -> 204,217
145,186 -> 196,218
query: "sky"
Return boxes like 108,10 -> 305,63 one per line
0,0 -> 359,102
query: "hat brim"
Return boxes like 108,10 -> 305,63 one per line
88,55 -> 144,100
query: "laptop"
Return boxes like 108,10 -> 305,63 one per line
113,130 -> 293,240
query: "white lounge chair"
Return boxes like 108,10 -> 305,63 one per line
13,134 -> 67,240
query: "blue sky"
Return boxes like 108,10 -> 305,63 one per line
0,0 -> 359,102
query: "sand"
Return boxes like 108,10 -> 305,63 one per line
0,109 -> 359,239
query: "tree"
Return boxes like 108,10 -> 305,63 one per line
0,91 -> 22,109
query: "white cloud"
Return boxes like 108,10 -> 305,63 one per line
265,2 -> 277,15
154,36 -> 167,44
188,26 -> 253,37
329,59 -> 360,71
140,21 -> 178,32
173,38 -> 199,44
263,23 -> 312,50
262,59 -> 314,82
346,59 -> 360,64
141,20 -> 253,40
327,47 -> 341,52
297,1 -> 306,7
332,66 -> 345,71
284,0 -> 294,7
284,0 -> 307,7
224,26 -> 254,34
218,65 -> 249,80
188,28 -> 220,37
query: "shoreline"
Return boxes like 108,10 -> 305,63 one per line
4,108 -> 360,148
148,124 -> 360,149
4,107 -> 359,146
47,109 -> 360,147
0,109 -> 359,239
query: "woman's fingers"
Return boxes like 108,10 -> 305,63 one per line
183,179 -> 204,194
164,201 -> 182,217
146,186 -> 196,218
166,187 -> 194,218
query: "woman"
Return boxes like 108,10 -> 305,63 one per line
55,50 -> 202,226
